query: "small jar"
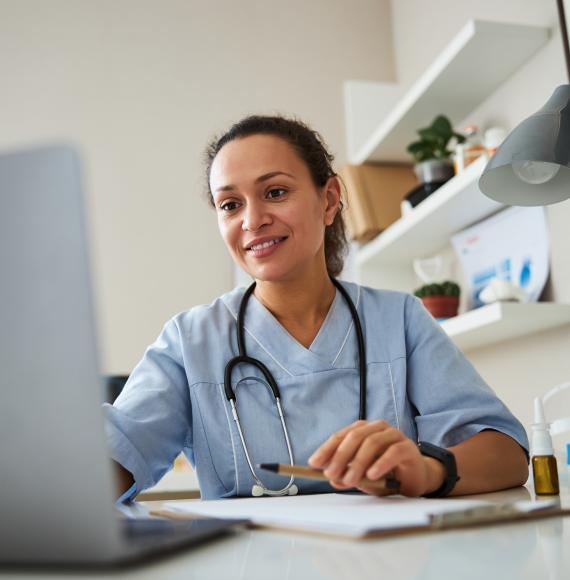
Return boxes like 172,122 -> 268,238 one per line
454,125 -> 487,174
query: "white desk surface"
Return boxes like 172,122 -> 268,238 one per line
3,482 -> 569,580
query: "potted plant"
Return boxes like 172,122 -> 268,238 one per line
407,115 -> 465,182
401,116 -> 465,213
414,281 -> 460,319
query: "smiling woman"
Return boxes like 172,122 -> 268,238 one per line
209,133 -> 338,286
204,115 -> 348,281
105,114 -> 530,502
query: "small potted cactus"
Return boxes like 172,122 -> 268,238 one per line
414,281 -> 460,319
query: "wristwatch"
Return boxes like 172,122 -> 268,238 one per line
418,441 -> 460,498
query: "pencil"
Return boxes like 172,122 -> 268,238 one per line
258,463 -> 400,492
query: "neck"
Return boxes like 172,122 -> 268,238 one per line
254,268 -> 336,329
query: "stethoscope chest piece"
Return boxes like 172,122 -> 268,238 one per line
252,483 -> 299,497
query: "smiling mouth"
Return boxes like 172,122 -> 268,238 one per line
246,236 -> 288,255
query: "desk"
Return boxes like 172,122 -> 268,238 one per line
3,483 -> 569,580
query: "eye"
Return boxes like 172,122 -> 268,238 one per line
266,187 -> 287,199
219,200 -> 241,212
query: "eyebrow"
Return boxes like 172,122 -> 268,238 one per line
215,171 -> 296,193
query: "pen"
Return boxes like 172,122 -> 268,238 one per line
258,463 -> 400,492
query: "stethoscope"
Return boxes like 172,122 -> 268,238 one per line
224,278 -> 367,497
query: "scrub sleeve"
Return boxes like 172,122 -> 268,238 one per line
103,318 -> 191,499
404,294 -> 529,454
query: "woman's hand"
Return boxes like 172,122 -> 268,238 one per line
308,420 -> 446,496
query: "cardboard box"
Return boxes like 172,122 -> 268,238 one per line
339,163 -> 417,242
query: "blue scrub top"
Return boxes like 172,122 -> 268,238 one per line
104,282 -> 528,500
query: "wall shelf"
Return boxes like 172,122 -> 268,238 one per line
356,155 -> 501,272
345,17 -> 564,350
441,302 -> 570,351
347,19 -> 549,164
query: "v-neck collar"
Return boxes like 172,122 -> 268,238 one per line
221,281 -> 360,376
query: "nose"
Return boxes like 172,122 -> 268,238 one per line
242,199 -> 271,232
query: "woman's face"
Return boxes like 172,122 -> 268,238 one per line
209,134 -> 340,283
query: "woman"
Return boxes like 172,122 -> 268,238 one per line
106,115 -> 529,501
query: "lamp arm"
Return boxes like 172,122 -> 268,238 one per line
557,0 -> 570,82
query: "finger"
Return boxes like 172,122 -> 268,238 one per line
355,482 -> 397,497
329,479 -> 353,490
341,428 -> 403,487
308,420 -> 368,467
366,440 -> 416,480
323,420 -> 390,479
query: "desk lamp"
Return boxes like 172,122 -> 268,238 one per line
478,0 -> 570,206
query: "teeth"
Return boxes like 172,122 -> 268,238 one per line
250,238 -> 283,251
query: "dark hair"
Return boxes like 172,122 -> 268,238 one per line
204,114 -> 348,278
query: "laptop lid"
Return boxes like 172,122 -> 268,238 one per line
0,145 -> 123,563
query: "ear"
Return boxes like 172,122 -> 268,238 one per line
323,176 -> 342,226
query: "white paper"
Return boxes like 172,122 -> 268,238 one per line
451,206 -> 549,309
164,493 -> 492,538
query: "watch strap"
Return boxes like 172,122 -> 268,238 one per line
418,441 -> 460,498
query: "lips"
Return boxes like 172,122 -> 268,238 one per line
245,236 -> 288,257
246,236 -> 287,251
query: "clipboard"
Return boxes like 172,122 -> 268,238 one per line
149,493 -> 570,540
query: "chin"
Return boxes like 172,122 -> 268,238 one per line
241,262 -> 295,284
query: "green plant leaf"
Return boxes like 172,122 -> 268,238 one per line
408,115 -> 461,162
407,141 -> 427,153
407,141 -> 435,163
418,128 -> 442,144
441,281 -> 461,296
431,115 -> 453,137
415,280 -> 460,297
413,284 -> 430,297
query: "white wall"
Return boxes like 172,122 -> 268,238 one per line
2,0 -> 567,449
0,0 -> 394,373
390,0 -> 570,448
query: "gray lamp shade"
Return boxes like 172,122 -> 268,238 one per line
479,84 -> 570,206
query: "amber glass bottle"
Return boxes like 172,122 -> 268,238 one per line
532,455 -> 560,495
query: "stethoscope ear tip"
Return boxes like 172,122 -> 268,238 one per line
288,484 -> 299,496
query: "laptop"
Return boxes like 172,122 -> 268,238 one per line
0,145 -> 240,567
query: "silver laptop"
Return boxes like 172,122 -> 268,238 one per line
0,145 -> 239,567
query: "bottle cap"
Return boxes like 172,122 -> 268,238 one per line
531,397 -> 554,456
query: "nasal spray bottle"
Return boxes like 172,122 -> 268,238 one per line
531,397 -> 559,495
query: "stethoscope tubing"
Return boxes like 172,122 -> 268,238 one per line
332,280 -> 367,421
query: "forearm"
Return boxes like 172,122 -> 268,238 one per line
447,430 -> 528,496
113,460 -> 135,497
